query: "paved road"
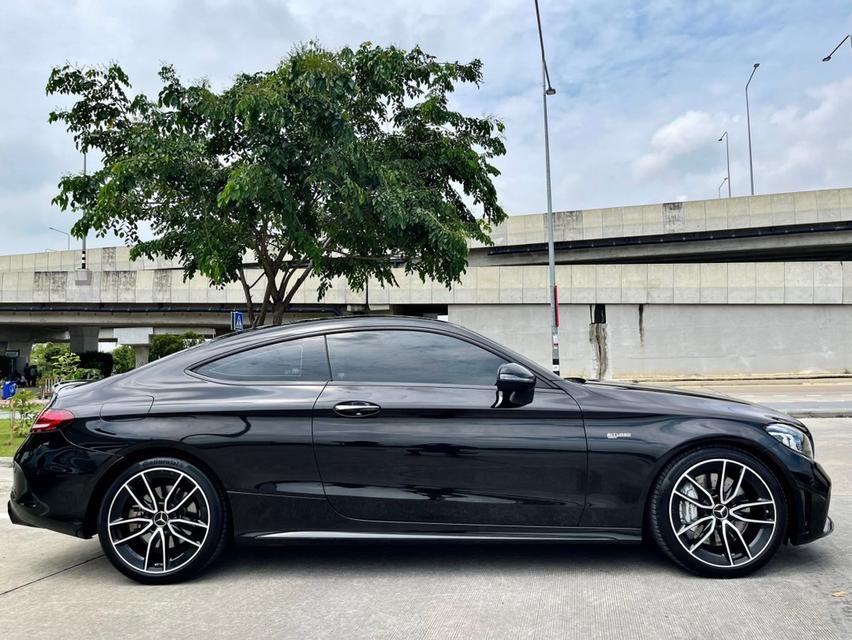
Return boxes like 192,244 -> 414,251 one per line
649,378 -> 852,417
1,418 -> 849,639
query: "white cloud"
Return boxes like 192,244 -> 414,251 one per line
758,76 -> 852,190
635,110 -> 719,177
1,0 -> 852,253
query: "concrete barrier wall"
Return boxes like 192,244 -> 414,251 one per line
448,303 -> 852,380
475,187 -> 852,247
5,188 -> 852,269
2,262 -> 851,306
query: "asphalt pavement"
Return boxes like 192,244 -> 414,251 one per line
0,417 -> 849,639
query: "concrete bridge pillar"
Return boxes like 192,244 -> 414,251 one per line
69,326 -> 100,354
114,328 -> 154,367
133,344 -> 150,367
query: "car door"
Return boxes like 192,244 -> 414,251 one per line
312,328 -> 587,527
185,334 -> 331,498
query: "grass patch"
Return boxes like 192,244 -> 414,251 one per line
0,419 -> 26,458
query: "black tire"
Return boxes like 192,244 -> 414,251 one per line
97,457 -> 228,584
649,446 -> 787,578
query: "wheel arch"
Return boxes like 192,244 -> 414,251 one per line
83,444 -> 233,539
640,435 -> 799,543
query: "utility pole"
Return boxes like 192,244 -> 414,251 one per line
81,152 -> 87,270
718,131 -> 731,197
745,63 -> 759,196
534,0 -> 560,376
718,177 -> 729,199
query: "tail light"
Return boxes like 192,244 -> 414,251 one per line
31,409 -> 75,433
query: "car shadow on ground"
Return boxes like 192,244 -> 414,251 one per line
201,538 -> 830,582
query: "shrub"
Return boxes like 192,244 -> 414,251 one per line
73,367 -> 103,381
30,342 -> 69,376
9,390 -> 40,437
112,345 -> 136,373
78,351 -> 113,378
150,332 -> 206,361
52,351 -> 81,381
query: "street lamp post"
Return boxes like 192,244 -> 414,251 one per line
745,63 -> 759,196
48,226 -> 70,250
81,152 -> 87,270
717,131 -> 731,197
822,34 -> 851,62
534,0 -> 560,376
718,177 -> 729,199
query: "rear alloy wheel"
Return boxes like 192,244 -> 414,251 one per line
98,457 -> 228,584
650,447 -> 787,578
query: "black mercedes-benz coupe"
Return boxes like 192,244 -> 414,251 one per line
8,316 -> 832,583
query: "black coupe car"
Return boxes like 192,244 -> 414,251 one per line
8,316 -> 832,583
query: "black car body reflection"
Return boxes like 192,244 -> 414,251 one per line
8,316 -> 832,582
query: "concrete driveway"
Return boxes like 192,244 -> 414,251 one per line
1,419 -> 849,639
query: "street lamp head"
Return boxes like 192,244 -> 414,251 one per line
822,34 -> 852,62
753,63 -> 760,69
718,131 -> 727,142
545,86 -> 556,96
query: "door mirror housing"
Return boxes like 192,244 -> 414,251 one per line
494,363 -> 536,408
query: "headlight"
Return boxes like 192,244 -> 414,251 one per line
766,423 -> 814,458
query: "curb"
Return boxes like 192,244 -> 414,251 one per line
627,376 -> 852,386
788,412 -> 852,419
0,457 -> 12,468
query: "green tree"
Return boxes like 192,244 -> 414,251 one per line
46,42 -> 507,327
112,345 -> 136,373
149,331 -> 205,361
52,351 -> 81,381
30,342 -> 70,375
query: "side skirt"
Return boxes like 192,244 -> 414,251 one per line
242,529 -> 642,544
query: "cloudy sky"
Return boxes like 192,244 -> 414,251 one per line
2,0 -> 851,255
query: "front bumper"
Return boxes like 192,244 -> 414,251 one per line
786,457 -> 833,546
8,432 -> 119,539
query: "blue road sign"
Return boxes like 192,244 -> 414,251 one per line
231,311 -> 244,332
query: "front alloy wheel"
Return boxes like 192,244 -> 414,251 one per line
98,457 -> 228,584
650,447 -> 787,577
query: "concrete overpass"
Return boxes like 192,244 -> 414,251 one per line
2,186 -> 851,378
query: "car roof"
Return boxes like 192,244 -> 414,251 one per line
212,315 -> 451,344
124,315 -> 560,386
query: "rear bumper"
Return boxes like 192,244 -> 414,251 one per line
8,432 -> 118,539
7,481 -> 81,537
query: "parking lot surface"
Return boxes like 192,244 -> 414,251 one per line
1,419 -> 849,640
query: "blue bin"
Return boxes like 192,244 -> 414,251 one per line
2,380 -> 17,400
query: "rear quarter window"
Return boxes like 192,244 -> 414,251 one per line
194,335 -> 329,382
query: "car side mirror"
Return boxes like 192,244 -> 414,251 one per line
494,363 -> 536,408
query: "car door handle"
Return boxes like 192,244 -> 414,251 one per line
333,401 -> 381,418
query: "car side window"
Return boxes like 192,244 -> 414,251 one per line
325,329 -> 507,386
195,335 -> 330,382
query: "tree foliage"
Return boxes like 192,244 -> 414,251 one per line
112,345 -> 136,373
149,332 -> 206,361
9,390 -> 40,438
30,342 -> 69,375
52,351 -> 81,381
47,42 -> 507,326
